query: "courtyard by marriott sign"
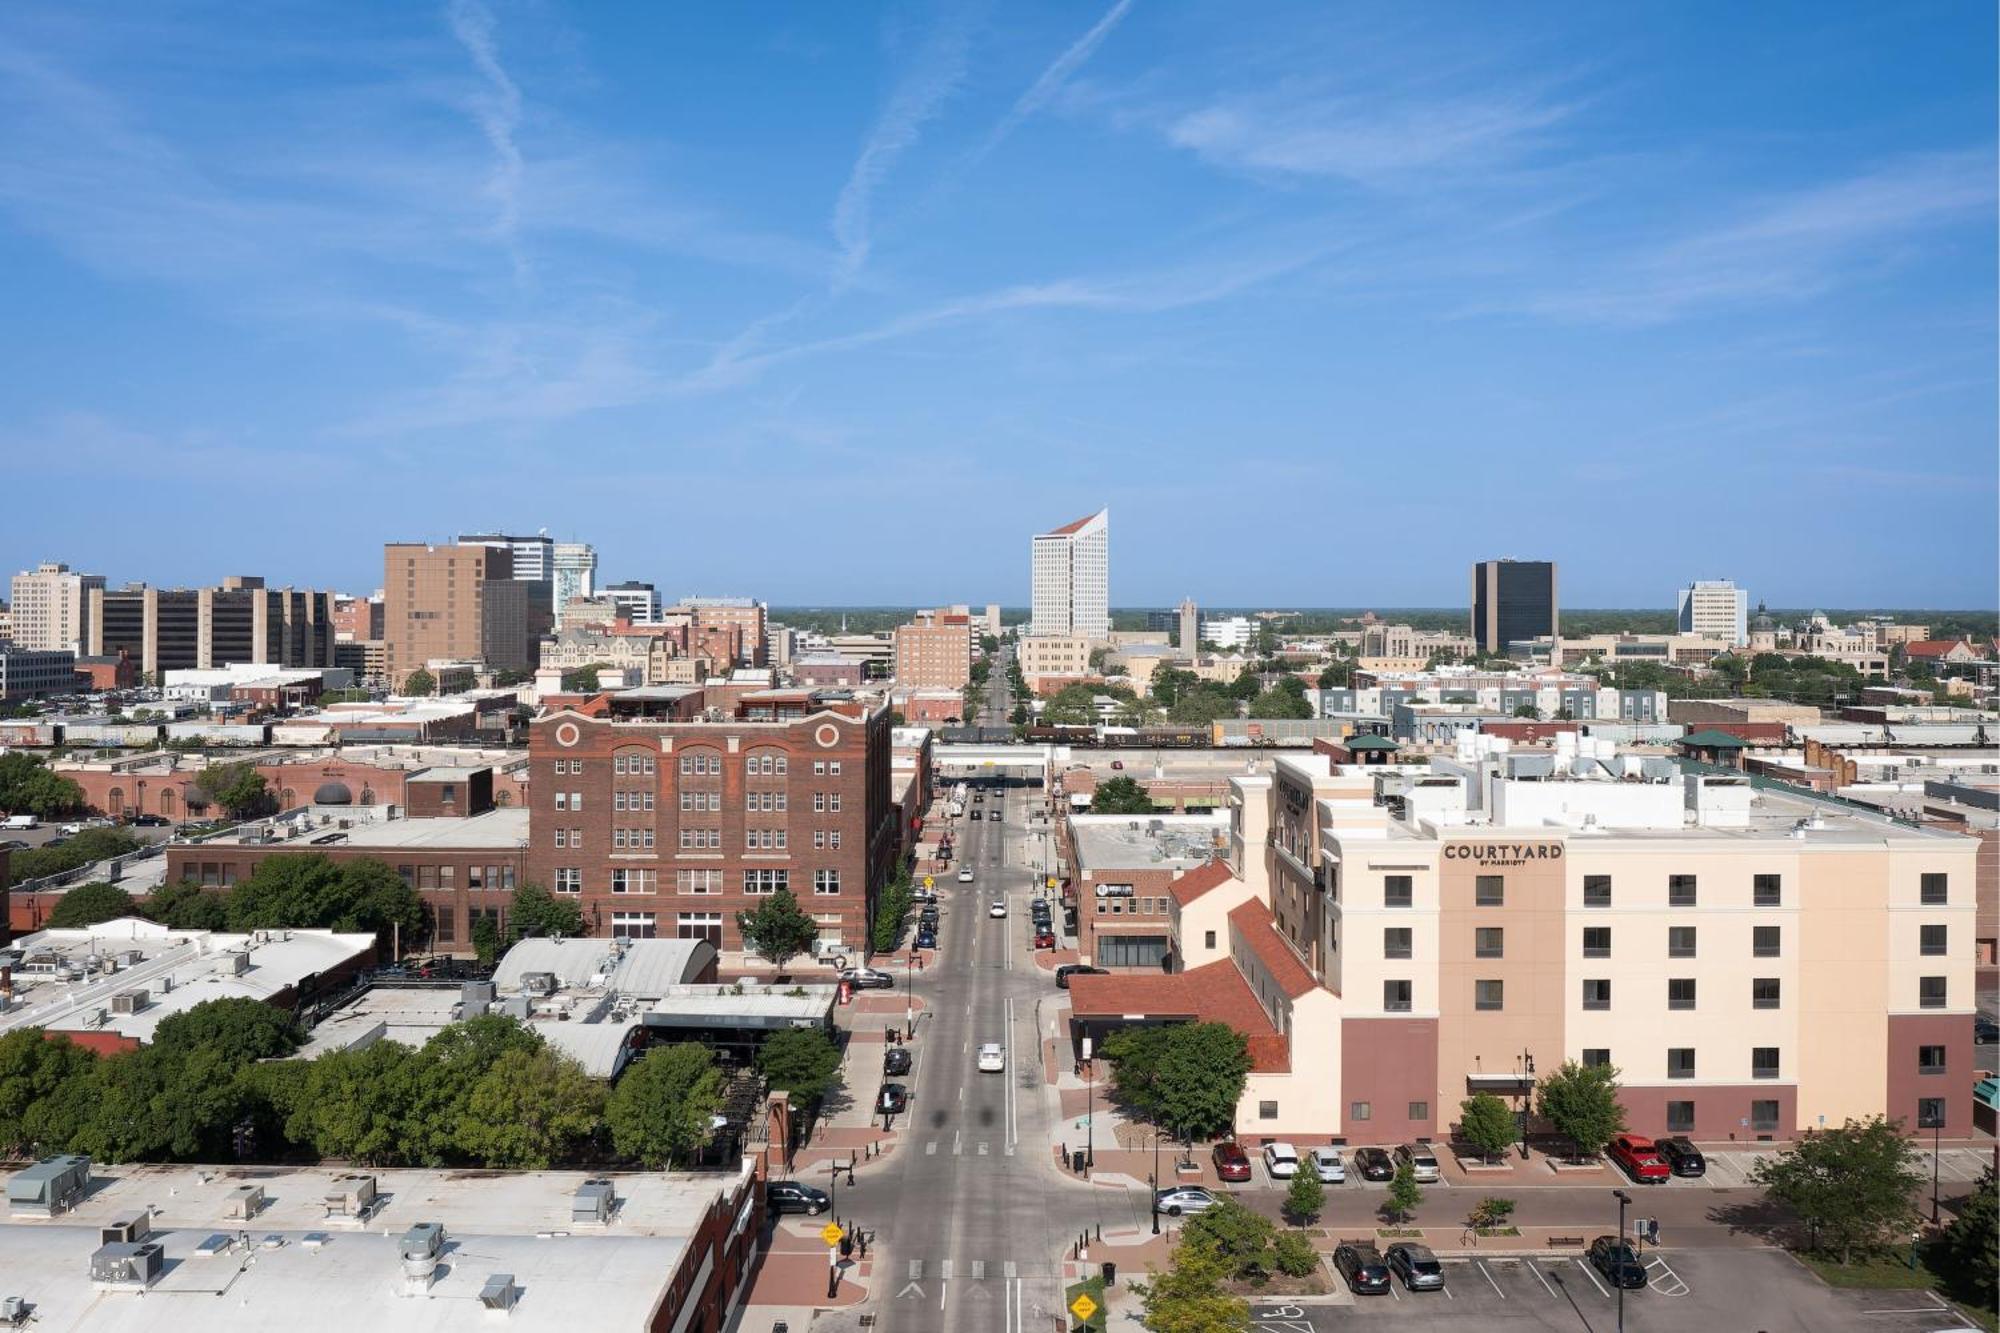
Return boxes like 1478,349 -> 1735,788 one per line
1444,841 -> 1564,867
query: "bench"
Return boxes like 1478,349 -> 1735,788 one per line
1548,1236 -> 1585,1248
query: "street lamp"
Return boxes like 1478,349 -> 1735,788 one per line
1082,1036 -> 1095,1174
1613,1188 -> 1631,1333
1927,1107 -> 1943,1224
1518,1049 -> 1536,1160
904,947 -> 914,1042
1150,1128 -> 1165,1235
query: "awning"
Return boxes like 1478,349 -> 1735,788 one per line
1465,1073 -> 1534,1093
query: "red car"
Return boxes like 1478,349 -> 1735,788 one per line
1033,928 -> 1056,949
1607,1134 -> 1671,1183
1212,1141 -> 1252,1182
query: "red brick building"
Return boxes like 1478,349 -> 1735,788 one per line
527,690 -> 896,958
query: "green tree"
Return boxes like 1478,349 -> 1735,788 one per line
471,915 -> 506,967
146,879 -> 231,930
1151,1023 -> 1251,1142
194,761 -> 273,818
871,867 -> 914,954
1102,1025 -> 1171,1123
1090,775 -> 1158,815
0,751 -> 85,818
1182,1196 -> 1276,1278
1133,1232 -> 1251,1333
607,1043 -> 725,1169
1167,689 -> 1239,726
1941,1165 -> 1996,1310
1151,667 -> 1199,707
1385,1161 -> 1424,1223
1534,1059 -> 1628,1163
757,1027 -> 842,1109
1247,687 -> 1312,719
1457,1092 -> 1519,1164
1511,704 -> 1541,719
1226,668 -> 1263,701
1317,662 -> 1353,689
736,889 -> 819,971
459,1045 -> 605,1168
399,1017 -> 544,1165
152,998 -> 302,1064
402,667 -> 436,697
0,1029 -> 97,1156
562,663 -> 605,692
9,827 -> 142,881
510,883 -> 586,939
46,882 -> 138,929
1272,1231 -> 1318,1278
1750,1115 -> 1924,1264
1468,1196 -> 1517,1229
1283,1169 -> 1324,1225
224,854 -> 423,950
289,1041 -> 427,1165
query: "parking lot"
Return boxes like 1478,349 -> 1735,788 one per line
1270,1247 -> 1982,1331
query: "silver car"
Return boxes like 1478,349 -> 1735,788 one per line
1152,1186 -> 1218,1217
1394,1143 -> 1441,1183
1308,1146 -> 1346,1183
1387,1243 -> 1445,1291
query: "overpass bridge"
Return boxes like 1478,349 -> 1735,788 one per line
932,743 -> 1060,783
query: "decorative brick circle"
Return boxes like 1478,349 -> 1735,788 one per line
554,722 -> 581,748
815,723 -> 840,748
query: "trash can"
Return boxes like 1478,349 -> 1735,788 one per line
1071,1150 -> 1086,1174
1102,1261 -> 1117,1287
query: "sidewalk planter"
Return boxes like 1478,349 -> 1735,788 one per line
1545,1156 -> 1606,1174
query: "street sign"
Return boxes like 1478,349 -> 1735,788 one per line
1069,1292 -> 1100,1322
820,1222 -> 845,1247
924,876 -> 933,888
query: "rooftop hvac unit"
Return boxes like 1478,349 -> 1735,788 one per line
478,1273 -> 521,1312
1,1296 -> 28,1323
223,1184 -> 265,1219
400,1222 -> 447,1293
109,989 -> 148,1015
571,1179 -> 614,1224
461,980 -> 497,1011
521,971 -> 558,997
7,1155 -> 90,1217
324,1173 -> 376,1217
89,1240 -> 164,1289
99,1211 -> 151,1246
228,952 -> 251,976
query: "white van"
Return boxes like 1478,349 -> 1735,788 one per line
2,815 -> 38,830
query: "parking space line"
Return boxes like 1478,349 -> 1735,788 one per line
1645,1255 -> 1690,1296
1476,1261 -> 1506,1299
1387,1279 -> 1400,1300
1526,1261 -> 1558,1299
1573,1258 -> 1610,1298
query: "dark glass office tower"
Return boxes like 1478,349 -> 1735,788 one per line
1471,560 -> 1558,655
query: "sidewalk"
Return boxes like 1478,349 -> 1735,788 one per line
727,1218 -> 875,1333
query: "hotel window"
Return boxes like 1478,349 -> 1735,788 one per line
1916,1098 -> 1945,1130
501,865 -> 516,890
1920,872 -> 1947,905
1204,930 -> 1217,949
1753,873 -> 1782,907
1475,927 -> 1504,959
1754,925 -> 1781,957
1582,979 -> 1611,1010
641,792 -> 655,811
1384,927 -> 1412,960
1751,1047 -> 1779,1080
1920,924 -> 1947,956
611,911 -> 658,940
1475,875 -> 1504,907
1583,874 -> 1612,908
418,865 -> 438,890
1582,926 -> 1611,958
1918,1045 -> 1946,1075
1259,1101 -> 1279,1121
814,870 -> 841,895
1384,875 -> 1413,908
743,869 -> 788,895
1668,978 -> 1696,1010
1349,1102 -> 1372,1121
1582,1048 -> 1611,1069
1409,1101 -> 1429,1122
554,868 -> 581,894
813,831 -> 825,849
1475,980 -> 1504,1011
1919,976 -> 1946,1009
614,791 -> 627,812
1752,978 -> 1781,1010
1383,980 -> 1412,1013
1666,1101 -> 1695,1133
1668,926 -> 1697,959
1751,1100 -> 1780,1132
1667,1048 -> 1695,1080
813,761 -> 825,775
1668,874 -> 1697,907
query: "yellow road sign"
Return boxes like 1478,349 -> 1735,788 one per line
1047,877 -> 1057,889
1069,1292 -> 1099,1322
820,1222 -> 845,1247
923,876 -> 933,889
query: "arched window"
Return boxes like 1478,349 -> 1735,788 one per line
108,787 -> 124,815
159,789 -> 176,816
495,789 -> 513,807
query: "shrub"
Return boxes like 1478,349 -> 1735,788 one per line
1273,1231 -> 1318,1277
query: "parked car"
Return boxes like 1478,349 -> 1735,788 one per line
1152,1186 -> 1217,1217
876,1083 -> 909,1114
1308,1146 -> 1346,1183
1608,1134 -> 1672,1184
1352,1147 -> 1395,1182
129,814 -> 170,827
912,887 -> 938,903
839,967 -> 896,990
883,1047 -> 913,1076
1386,1242 -> 1445,1291
1333,1242 -> 1392,1294
2,815 -> 38,830
958,868 -> 976,882
1588,1236 -> 1648,1289
1055,964 -> 1107,989
58,823 -> 83,836
1110,760 -> 1124,770
1032,928 -> 1056,949
1655,1136 -> 1706,1177
1263,1142 -> 1300,1179
765,1181 -> 831,1216
1393,1144 -> 1441,1183
916,929 -> 937,949
988,900 -> 1007,918
1211,1141 -> 1252,1182
977,1042 -> 1005,1073
1974,1015 -> 1998,1045
970,810 -> 983,821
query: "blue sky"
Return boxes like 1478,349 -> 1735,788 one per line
0,1 -> 1993,609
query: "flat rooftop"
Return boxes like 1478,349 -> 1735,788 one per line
212,807 -> 530,852
1068,812 -> 1230,872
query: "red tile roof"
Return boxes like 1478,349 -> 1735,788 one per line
1228,898 -> 1319,999
1168,858 -> 1237,907
1068,959 -> 1289,1072
1043,511 -> 1099,537
1904,640 -> 1973,659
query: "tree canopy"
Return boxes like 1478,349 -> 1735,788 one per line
402,667 -> 436,697
510,883 -> 586,939
1750,1116 -> 1924,1264
458,1045 -> 606,1168
46,882 -> 139,929
1104,1022 -> 1249,1142
194,761 -> 273,818
146,879 -> 231,930
736,889 -> 819,971
1247,686 -> 1312,719
223,853 -> 425,947
757,1027 -> 842,1108
1457,1092 -> 1518,1163
1941,1165 -> 1996,1310
1090,776 -> 1159,815
1535,1060 -> 1627,1162
0,752 -> 84,818
607,1043 -> 724,1168
1133,1228 -> 1251,1333
8,827 -> 143,882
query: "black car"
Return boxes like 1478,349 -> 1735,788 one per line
1975,1015 -> 1998,1046
765,1180 -> 830,1216
1352,1147 -> 1395,1182
915,929 -> 937,949
883,1047 -> 913,1076
877,1083 -> 909,1114
1054,964 -> 1108,989
1656,1136 -> 1706,1177
1333,1243 -> 1392,1294
1587,1236 -> 1648,1289
129,814 -> 170,827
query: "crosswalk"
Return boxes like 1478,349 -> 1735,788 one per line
922,1139 -> 1016,1156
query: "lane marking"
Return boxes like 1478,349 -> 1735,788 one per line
953,1130 -> 961,1155
1573,1258 -> 1610,1299
1477,1260 -> 1506,1299
1526,1261 -> 1558,1299
926,1141 -> 937,1156
971,1260 -> 986,1280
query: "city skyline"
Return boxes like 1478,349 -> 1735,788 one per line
0,2 -> 1993,606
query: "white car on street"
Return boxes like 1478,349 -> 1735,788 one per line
977,1042 -> 1005,1072
1308,1146 -> 1346,1183
957,868 -> 975,883
988,900 -> 1007,918
1263,1142 -> 1300,1179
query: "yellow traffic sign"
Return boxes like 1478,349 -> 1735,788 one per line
923,876 -> 933,889
1046,877 -> 1057,889
820,1222 -> 845,1247
1069,1292 -> 1099,1322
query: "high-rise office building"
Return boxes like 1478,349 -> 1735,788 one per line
894,610 -> 974,689
1677,580 -> 1749,646
383,543 -> 545,685
1470,559 -> 1558,655
1029,509 -> 1109,641
8,562 -> 105,654
456,531 -> 554,583
604,581 -> 661,625
552,543 -> 598,616
86,577 -> 333,677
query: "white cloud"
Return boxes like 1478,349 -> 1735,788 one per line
975,0 -> 1133,160
445,0 -> 526,271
